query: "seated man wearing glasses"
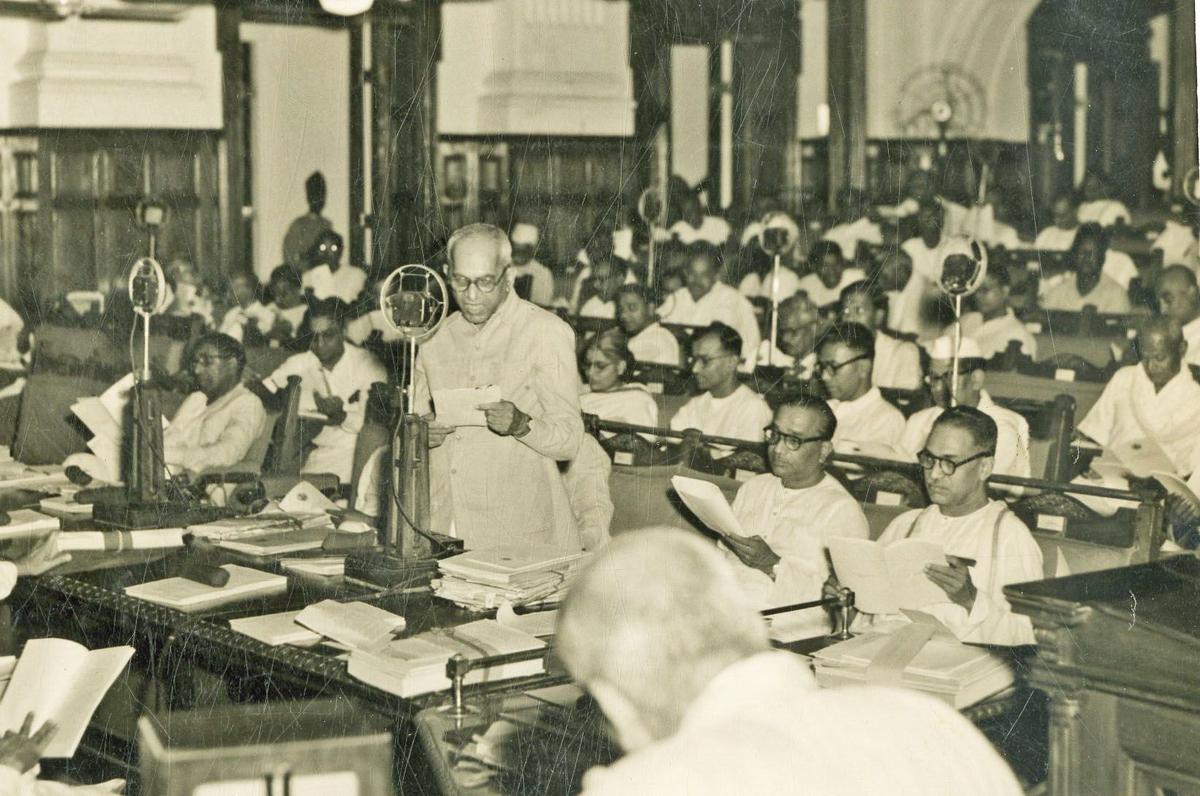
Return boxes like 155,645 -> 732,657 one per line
414,223 -> 585,551
816,321 -> 905,454
265,298 -> 387,482
670,322 -> 772,452
899,336 -> 1030,478
862,407 -> 1043,646
724,396 -> 868,634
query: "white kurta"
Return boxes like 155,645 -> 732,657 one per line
873,331 -> 922,390
829,387 -> 905,452
580,385 -> 659,431
1077,199 -> 1131,228
1182,316 -> 1200,369
952,310 -> 1038,360
162,385 -> 268,476
737,267 -> 801,301
561,434 -> 613,551
659,284 -> 761,370
1078,365 -> 1200,475
1032,225 -> 1077,251
899,391 -> 1032,479
1153,220 -> 1198,267
219,302 -> 277,343
302,264 -> 368,304
578,652 -> 1022,796
578,296 -> 616,319
669,384 -> 772,446
414,292 -> 584,550
627,323 -> 681,366
755,339 -> 794,368
795,267 -> 868,308
1040,274 -> 1131,314
822,217 -> 883,260
345,309 -> 404,345
507,259 -> 557,306
869,500 -> 1043,646
669,215 -> 732,245
726,474 -> 869,630
267,344 -> 388,481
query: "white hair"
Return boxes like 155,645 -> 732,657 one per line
446,223 -> 512,271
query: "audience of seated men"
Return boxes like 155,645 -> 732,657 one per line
816,321 -> 905,453
579,329 -> 658,432
897,199 -> 949,339
659,244 -> 761,369
259,265 -> 310,348
838,280 -> 922,389
796,241 -> 867,310
861,407 -> 1043,646
900,336 -> 1031,478
265,298 -> 387,482
670,323 -> 771,447
1032,193 -> 1079,251
947,265 -> 1036,360
578,255 -> 627,320
615,284 -> 681,366
217,272 -> 276,345
736,235 -> 802,302
821,186 -> 883,261
1076,170 -> 1132,228
301,230 -> 368,305
163,258 -> 214,324
668,189 -> 732,246
1039,223 -> 1133,314
1156,265 -> 1200,369
1076,316 -> 1200,477
556,528 -> 1024,795
724,396 -> 868,633
507,222 -> 556,307
755,293 -> 820,372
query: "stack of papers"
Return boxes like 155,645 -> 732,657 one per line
280,556 -> 345,577
187,512 -> 334,542
230,600 -> 406,649
347,619 -> 545,698
433,545 -> 588,610
215,525 -> 332,556
124,565 -> 287,613
229,610 -> 322,647
811,631 -> 1014,709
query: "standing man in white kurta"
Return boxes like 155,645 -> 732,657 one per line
816,322 -> 906,454
859,407 -> 1043,646
724,397 -> 869,634
415,224 -> 584,551
266,299 -> 387,482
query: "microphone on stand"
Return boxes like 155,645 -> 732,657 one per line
127,257 -> 167,380
757,212 -> 800,366
637,186 -> 668,296
935,236 -> 988,406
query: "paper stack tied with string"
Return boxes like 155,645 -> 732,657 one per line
432,545 -> 588,611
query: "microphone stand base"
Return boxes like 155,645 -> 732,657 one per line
344,547 -> 462,589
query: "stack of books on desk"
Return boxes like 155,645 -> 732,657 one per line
432,546 -> 588,611
347,619 -> 545,698
810,631 -> 1014,710
125,565 -> 287,613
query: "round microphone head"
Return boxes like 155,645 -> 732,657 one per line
931,99 -> 953,125
379,264 -> 449,343
757,211 -> 800,257
935,236 -> 988,296
128,257 -> 168,316
319,0 -> 372,15
637,187 -> 668,228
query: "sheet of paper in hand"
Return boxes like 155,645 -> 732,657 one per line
670,475 -> 749,542
1106,437 -> 1176,479
433,385 -> 502,427
828,537 -> 948,615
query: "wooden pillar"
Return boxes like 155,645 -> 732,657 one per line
216,7 -> 246,277
826,0 -> 866,209
1172,0 -> 1198,199
348,22 -> 366,267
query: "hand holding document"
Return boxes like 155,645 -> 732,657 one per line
432,385 -> 501,427
828,537 -> 949,615
670,476 -> 748,542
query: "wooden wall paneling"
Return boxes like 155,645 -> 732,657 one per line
826,0 -> 867,209
218,5 -> 246,277
0,138 -> 39,308
1170,0 -> 1198,200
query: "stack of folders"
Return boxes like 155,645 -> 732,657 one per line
347,619 -> 545,698
229,600 -> 406,649
811,631 -> 1015,710
124,565 -> 287,613
433,546 -> 588,611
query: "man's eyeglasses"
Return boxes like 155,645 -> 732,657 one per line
448,267 -> 508,294
916,448 -> 994,476
764,426 -> 828,451
816,354 -> 870,375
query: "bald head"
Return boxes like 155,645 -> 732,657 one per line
557,528 -> 768,748
1157,265 -> 1200,326
1136,316 -> 1187,391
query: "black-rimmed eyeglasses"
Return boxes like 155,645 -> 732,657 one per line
916,448 -> 994,476
764,426 -> 828,451
815,354 -> 870,376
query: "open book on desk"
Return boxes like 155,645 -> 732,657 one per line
295,599 -> 406,650
670,476 -> 748,542
828,537 -> 948,615
0,638 -> 134,758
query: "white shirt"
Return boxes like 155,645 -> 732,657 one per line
1040,274 -> 1131,314
872,501 -> 1043,646
1078,365 -> 1200,475
218,302 -> 276,343
727,474 -> 869,626
0,562 -> 16,602
578,652 -> 1022,796
873,331 -> 923,390
829,387 -> 905,452
670,384 -> 772,446
507,259 -> 556,306
1077,199 -> 1131,228
795,267 -> 868,308
1153,220 -> 1198,267
267,344 -> 387,481
302,264 -> 368,304
1032,225 -> 1077,251
345,309 -> 404,345
162,385 -> 268,476
755,339 -> 794,368
669,215 -> 732,246
659,284 -> 761,370
737,267 -> 801,300
899,391 -> 1032,479
822,217 -> 883,260
1183,316 -> 1200,369
952,310 -> 1037,360
627,323 -> 681,366
578,296 -> 615,319
580,385 -> 659,434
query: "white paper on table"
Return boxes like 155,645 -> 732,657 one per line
279,480 -> 338,514
670,476 -> 748,541
432,385 -> 501,427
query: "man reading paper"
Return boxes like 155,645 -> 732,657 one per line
850,407 -> 1043,646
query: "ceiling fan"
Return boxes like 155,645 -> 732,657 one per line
0,0 -> 185,22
